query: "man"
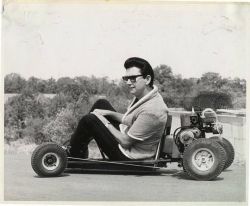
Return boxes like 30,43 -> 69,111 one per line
68,57 -> 168,160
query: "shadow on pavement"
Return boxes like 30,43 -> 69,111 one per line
33,173 -> 70,178
171,171 -> 224,181
222,169 -> 233,172
65,168 -> 180,177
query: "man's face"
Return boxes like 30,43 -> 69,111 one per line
123,67 -> 147,97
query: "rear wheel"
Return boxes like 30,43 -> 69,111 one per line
183,138 -> 226,180
31,143 -> 67,177
209,136 -> 235,170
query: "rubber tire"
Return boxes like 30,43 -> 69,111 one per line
209,136 -> 235,170
31,143 -> 67,177
183,138 -> 226,181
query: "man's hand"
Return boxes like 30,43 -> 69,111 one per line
92,109 -> 124,123
91,111 -> 110,125
92,109 -> 112,116
91,111 -> 135,148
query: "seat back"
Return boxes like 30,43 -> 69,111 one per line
154,115 -> 172,160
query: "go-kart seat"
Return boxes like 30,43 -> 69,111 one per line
154,115 -> 172,160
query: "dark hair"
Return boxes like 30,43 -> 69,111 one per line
124,57 -> 154,88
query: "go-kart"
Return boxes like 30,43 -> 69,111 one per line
31,107 -> 235,181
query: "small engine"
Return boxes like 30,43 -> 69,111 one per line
201,108 -> 223,134
177,127 -> 201,146
201,108 -> 217,124
174,107 -> 224,153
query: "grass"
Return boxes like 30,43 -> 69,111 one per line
4,142 -> 37,155
4,139 -> 102,159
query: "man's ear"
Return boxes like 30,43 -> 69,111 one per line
145,75 -> 151,86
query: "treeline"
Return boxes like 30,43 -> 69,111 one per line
154,65 -> 246,109
4,74 -> 130,100
4,65 -> 246,109
4,65 -> 246,145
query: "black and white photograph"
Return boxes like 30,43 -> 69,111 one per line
2,0 -> 248,204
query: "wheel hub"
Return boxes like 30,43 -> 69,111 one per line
192,148 -> 215,171
42,152 -> 60,171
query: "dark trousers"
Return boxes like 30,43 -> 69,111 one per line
70,99 -> 131,161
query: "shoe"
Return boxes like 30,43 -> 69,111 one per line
76,149 -> 89,159
66,147 -> 89,159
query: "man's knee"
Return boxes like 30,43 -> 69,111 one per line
79,114 -> 98,125
93,98 -> 110,107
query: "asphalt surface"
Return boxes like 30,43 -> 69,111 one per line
4,153 -> 246,202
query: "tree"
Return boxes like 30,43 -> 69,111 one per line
154,65 -> 174,85
25,76 -> 40,93
154,65 -> 177,106
56,77 -> 75,93
154,65 -> 194,107
44,77 -> 57,93
25,77 -> 47,93
198,72 -> 224,92
4,73 -> 26,93
75,76 -> 93,94
56,77 -> 82,100
37,79 -> 46,93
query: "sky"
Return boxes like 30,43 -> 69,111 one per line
2,1 -> 249,81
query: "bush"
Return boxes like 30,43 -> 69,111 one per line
163,96 -> 177,108
23,117 -> 49,144
71,92 -> 91,121
46,93 -> 70,117
4,126 -> 22,143
232,96 -> 246,109
106,96 -> 129,113
192,91 -> 233,110
43,107 -> 77,144
4,90 -> 45,127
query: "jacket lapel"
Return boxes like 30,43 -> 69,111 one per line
122,86 -> 158,122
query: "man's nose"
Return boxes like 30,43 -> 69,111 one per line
126,79 -> 133,84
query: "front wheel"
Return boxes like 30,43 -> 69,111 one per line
31,143 -> 67,177
183,138 -> 226,181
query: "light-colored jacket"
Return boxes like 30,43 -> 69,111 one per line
119,86 -> 168,159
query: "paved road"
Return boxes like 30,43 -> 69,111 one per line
4,153 -> 246,202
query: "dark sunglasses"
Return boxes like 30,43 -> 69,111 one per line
122,75 -> 144,83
